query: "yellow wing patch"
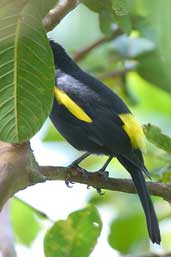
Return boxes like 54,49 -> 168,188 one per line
119,113 -> 145,151
54,86 -> 92,123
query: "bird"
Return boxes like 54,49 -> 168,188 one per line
49,39 -> 161,244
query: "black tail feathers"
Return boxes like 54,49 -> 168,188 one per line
117,155 -> 161,244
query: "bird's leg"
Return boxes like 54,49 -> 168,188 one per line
96,156 -> 113,194
68,152 -> 91,168
65,152 -> 91,187
98,156 -> 113,178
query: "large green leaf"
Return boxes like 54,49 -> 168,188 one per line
44,206 -> 102,257
0,0 -> 54,142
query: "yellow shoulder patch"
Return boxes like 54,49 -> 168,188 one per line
54,86 -> 92,123
119,113 -> 145,151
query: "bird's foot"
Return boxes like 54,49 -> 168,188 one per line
68,162 -> 89,179
96,188 -> 104,195
65,173 -> 74,188
65,163 -> 89,187
93,169 -> 109,195
65,163 -> 77,187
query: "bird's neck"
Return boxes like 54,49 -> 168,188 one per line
54,51 -> 80,74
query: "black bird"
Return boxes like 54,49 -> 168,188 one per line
49,40 -> 161,244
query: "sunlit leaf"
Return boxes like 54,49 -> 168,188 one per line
44,206 -> 102,257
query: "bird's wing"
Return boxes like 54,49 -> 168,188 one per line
55,73 -> 144,155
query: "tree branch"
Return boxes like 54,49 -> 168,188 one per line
43,0 -> 79,32
0,141 -> 45,211
99,65 -> 137,80
0,141 -> 171,212
40,166 -> 171,201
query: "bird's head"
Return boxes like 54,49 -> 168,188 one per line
49,40 -> 77,73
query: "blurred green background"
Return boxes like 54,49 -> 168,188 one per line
11,1 -> 171,257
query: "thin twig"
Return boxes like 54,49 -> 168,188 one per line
73,28 -> 123,62
99,65 -> 136,80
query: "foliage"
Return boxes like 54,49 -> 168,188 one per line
44,206 -> 102,257
10,197 -> 42,246
0,0 -> 55,142
144,124 -> 171,154
0,0 -> 171,257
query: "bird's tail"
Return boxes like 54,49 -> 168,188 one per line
117,155 -> 161,244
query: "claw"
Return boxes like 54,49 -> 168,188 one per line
65,169 -> 75,188
96,188 -> 104,195
65,164 -> 89,188
65,177 -> 74,188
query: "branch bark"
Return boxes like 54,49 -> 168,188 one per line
43,0 -> 79,32
0,141 -> 45,211
40,166 -> 171,201
0,141 -> 171,212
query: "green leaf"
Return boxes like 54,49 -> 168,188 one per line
112,0 -> 132,34
128,72 -> 171,114
143,124 -> 171,154
10,197 -> 42,246
81,0 -> 113,34
108,212 -> 148,254
0,0 -> 54,142
136,51 -> 171,92
99,10 -> 113,34
80,0 -> 111,13
44,206 -> 102,257
112,0 -> 128,16
42,120 -> 65,142
113,12 -> 132,34
129,0 -> 171,92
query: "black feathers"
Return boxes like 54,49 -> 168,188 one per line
117,154 -> 161,243
49,40 -> 161,244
